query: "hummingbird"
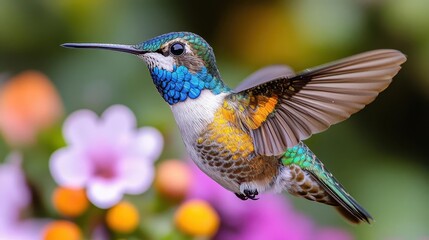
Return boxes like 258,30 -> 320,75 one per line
62,32 -> 406,223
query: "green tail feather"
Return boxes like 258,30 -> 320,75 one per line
282,142 -> 373,224
308,170 -> 373,224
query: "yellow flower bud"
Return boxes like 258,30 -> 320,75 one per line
106,201 -> 139,233
43,220 -> 81,240
175,199 -> 220,237
52,187 -> 89,217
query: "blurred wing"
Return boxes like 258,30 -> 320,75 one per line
228,49 -> 407,156
235,65 -> 296,91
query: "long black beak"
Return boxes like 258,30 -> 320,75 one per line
61,43 -> 146,55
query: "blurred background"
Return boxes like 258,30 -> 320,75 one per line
0,0 -> 428,239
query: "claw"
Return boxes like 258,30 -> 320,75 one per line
244,189 -> 259,200
235,189 -> 259,201
235,192 -> 248,200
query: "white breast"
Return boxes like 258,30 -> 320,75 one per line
171,90 -> 227,174
171,90 -> 226,144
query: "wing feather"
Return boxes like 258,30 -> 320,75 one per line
228,49 -> 406,156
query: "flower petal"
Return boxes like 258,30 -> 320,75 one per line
49,148 -> 90,187
0,219 -> 47,240
121,158 -> 154,194
1,152 -> 31,207
87,178 -> 124,209
63,109 -> 98,146
0,152 -> 31,226
100,105 -> 136,140
131,127 -> 163,162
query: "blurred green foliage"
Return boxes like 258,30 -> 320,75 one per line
0,0 -> 428,239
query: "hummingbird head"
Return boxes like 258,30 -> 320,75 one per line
62,32 -> 229,105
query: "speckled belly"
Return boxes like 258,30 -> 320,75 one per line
194,106 -> 278,192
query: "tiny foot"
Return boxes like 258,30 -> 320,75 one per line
244,189 -> 259,200
235,192 -> 248,200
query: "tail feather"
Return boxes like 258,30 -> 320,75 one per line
336,205 -> 369,224
310,171 -> 373,224
282,143 -> 373,224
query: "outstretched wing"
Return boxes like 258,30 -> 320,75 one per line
227,49 -> 407,156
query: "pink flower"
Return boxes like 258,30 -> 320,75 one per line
49,105 -> 163,208
0,152 -> 31,228
187,164 -> 353,240
0,152 -> 48,239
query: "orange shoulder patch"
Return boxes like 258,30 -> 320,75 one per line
243,94 -> 278,129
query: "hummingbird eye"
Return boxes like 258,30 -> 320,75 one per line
170,42 -> 185,56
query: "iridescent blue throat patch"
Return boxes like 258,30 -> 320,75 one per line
150,65 -> 230,105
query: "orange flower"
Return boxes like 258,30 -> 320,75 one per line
0,70 -> 63,145
106,201 -> 139,233
175,199 -> 220,237
155,159 -> 191,200
52,186 -> 89,217
43,220 -> 81,240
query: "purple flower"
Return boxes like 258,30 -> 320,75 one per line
50,105 -> 163,208
0,152 -> 31,228
0,152 -> 48,239
187,164 -> 353,240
